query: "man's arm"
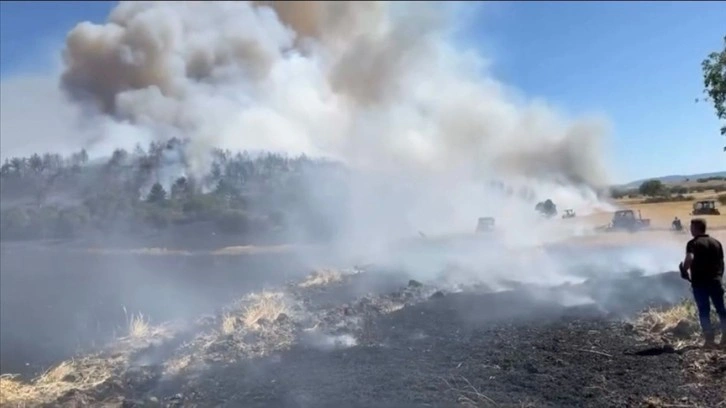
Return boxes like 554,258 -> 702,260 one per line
680,241 -> 694,281
683,252 -> 694,269
718,241 -> 725,275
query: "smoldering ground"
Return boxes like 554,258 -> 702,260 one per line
2,263 -> 696,407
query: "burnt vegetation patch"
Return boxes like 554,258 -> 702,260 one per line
3,270 -> 724,408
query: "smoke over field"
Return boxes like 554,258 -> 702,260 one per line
3,3 -> 713,407
42,0 -> 618,258
58,1 -> 609,182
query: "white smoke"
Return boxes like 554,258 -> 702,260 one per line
4,1 -> 631,277
57,1 -> 612,186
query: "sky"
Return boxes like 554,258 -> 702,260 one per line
0,1 -> 724,184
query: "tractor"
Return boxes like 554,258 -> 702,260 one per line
691,200 -> 721,216
609,209 -> 650,232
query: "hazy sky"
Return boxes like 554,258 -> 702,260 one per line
1,1 -> 724,183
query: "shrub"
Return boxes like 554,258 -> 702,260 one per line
54,207 -> 90,238
642,195 -> 694,204
182,194 -> 221,220
639,179 -> 665,197
214,210 -> 251,234
669,186 -> 688,195
610,189 -> 626,199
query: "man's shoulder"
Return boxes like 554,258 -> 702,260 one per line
703,235 -> 722,245
691,235 -> 723,249
708,235 -> 724,248
686,235 -> 721,248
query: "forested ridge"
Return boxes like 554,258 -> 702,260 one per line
0,138 -> 349,244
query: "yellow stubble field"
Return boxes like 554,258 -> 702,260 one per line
572,192 -> 726,246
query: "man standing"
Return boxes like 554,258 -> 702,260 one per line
679,218 -> 726,347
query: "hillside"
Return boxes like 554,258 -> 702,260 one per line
620,171 -> 726,189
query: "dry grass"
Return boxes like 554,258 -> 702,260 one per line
0,358 -> 116,407
634,299 -> 722,345
641,395 -> 699,408
241,291 -> 288,329
581,195 -> 726,231
442,375 -> 500,407
0,375 -> 43,407
211,244 -> 308,255
380,303 -> 405,314
221,312 -> 240,335
122,307 -> 153,339
637,300 -> 697,333
119,308 -> 174,344
566,194 -> 726,247
0,306 -> 172,406
128,312 -> 151,338
298,268 -> 343,288
442,376 -> 537,407
162,355 -> 192,377
87,247 -> 192,256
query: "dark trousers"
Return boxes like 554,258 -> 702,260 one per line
692,283 -> 726,336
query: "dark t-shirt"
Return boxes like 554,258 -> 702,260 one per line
686,234 -> 725,287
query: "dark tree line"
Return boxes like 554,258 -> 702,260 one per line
0,139 -> 349,243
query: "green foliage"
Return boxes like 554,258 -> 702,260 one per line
55,207 -> 90,238
701,35 -> 726,149
170,177 -> 192,201
610,188 -> 627,199
0,207 -> 34,240
638,179 -> 665,197
182,194 -> 223,220
0,142 -> 350,244
147,183 -> 167,204
0,205 -> 90,240
696,176 -> 725,183
142,205 -> 174,229
535,199 -> 557,217
641,194 -> 693,204
214,209 -> 251,234
669,186 -> 688,195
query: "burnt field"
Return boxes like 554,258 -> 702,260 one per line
1,242 -> 724,408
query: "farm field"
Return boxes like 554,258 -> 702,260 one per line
1,1 -> 725,406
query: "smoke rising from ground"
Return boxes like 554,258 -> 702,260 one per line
4,1 -> 661,288
0,4 -> 697,392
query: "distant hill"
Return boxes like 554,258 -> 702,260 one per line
620,171 -> 726,190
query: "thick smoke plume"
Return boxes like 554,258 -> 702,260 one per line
51,0 -> 638,277
59,0 -> 611,186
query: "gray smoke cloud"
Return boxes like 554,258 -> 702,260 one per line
3,3 -> 689,385
58,0 -> 612,187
